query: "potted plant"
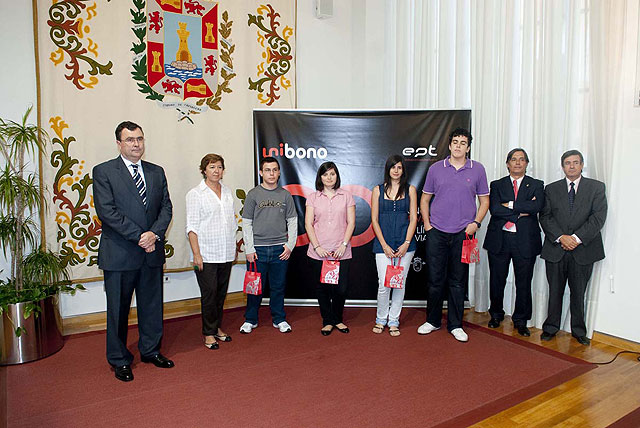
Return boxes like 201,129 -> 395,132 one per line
0,107 -> 84,365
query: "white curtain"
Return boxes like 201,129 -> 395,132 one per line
382,0 -> 626,335
382,0 -> 471,108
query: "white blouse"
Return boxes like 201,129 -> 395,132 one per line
185,180 -> 237,263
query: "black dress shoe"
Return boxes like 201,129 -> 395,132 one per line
141,353 -> 175,368
540,331 -> 555,341
488,318 -> 501,329
204,341 -> 219,350
334,325 -> 350,334
214,334 -> 232,342
574,335 -> 591,346
321,326 -> 333,336
516,325 -> 531,337
113,365 -> 134,382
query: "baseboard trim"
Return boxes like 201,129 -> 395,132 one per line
0,364 -> 6,428
593,331 -> 640,353
62,292 -> 247,336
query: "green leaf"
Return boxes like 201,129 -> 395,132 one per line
131,43 -> 145,54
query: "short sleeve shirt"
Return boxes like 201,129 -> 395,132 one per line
306,189 -> 356,260
422,157 -> 489,233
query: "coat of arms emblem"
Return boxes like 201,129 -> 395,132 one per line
146,0 -> 219,100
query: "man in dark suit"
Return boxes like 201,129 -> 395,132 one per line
483,148 -> 544,337
93,121 -> 174,382
539,150 -> 607,346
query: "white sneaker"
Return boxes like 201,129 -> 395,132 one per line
417,322 -> 440,335
450,328 -> 469,342
273,321 -> 292,333
239,322 -> 258,334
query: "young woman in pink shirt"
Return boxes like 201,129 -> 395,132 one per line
304,162 -> 356,336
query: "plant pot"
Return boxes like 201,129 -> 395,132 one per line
0,295 -> 64,365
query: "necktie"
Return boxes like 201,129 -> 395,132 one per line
505,179 -> 518,229
568,182 -> 575,214
131,164 -> 147,207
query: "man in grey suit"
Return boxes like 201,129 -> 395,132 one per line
539,150 -> 607,346
93,121 -> 174,381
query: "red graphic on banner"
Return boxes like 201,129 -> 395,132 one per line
184,0 -> 205,15
161,79 -> 181,94
204,55 -> 217,75
184,78 -> 213,98
155,0 -> 181,13
201,4 -> 218,50
148,11 -> 163,34
342,184 -> 375,246
147,41 -> 164,87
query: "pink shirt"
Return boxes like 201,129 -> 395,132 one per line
306,189 -> 355,260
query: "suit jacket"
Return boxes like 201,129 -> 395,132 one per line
539,176 -> 607,265
93,157 -> 173,271
483,175 -> 544,258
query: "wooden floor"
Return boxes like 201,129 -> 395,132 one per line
464,311 -> 640,428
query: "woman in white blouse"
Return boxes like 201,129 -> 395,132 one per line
186,154 -> 237,349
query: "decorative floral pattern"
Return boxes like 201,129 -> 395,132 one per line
248,4 -> 293,105
196,11 -> 237,111
48,117 -> 174,269
47,0 -> 113,90
235,188 -> 247,253
49,116 -> 101,267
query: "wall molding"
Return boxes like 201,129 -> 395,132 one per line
593,331 -> 640,353
62,292 -> 246,336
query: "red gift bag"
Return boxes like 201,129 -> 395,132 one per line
320,259 -> 340,285
461,234 -> 480,264
384,258 -> 405,288
243,261 -> 262,295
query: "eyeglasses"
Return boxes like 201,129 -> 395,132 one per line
121,137 -> 145,144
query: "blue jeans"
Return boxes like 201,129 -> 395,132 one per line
245,244 -> 289,325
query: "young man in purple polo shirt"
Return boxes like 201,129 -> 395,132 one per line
417,128 -> 490,342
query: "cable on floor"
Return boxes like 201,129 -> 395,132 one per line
585,350 -> 640,365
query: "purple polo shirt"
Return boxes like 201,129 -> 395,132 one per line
422,157 -> 489,233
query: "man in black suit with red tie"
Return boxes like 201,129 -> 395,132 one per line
93,121 -> 174,382
539,150 -> 607,346
483,148 -> 544,337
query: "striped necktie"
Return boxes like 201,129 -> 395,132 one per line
568,182 -> 575,214
131,164 -> 147,207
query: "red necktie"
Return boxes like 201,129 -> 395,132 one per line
505,179 -> 518,229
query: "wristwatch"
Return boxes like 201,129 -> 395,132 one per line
342,241 -> 348,246
473,221 -> 481,228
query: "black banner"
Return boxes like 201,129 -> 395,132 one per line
253,110 -> 471,301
